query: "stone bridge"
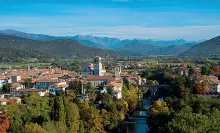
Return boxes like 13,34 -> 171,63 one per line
139,84 -> 170,97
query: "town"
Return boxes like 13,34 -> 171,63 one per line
0,56 -> 220,133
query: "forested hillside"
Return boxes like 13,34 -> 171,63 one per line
181,35 -> 220,57
0,48 -> 59,62
0,34 -> 123,58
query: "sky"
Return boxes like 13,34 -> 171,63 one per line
0,0 -> 220,40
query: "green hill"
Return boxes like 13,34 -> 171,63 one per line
117,40 -> 191,56
0,48 -> 59,62
0,34 -> 123,58
181,36 -> 220,57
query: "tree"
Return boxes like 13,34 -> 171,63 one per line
147,100 -> 171,133
0,115 -> 9,133
166,111 -> 218,133
79,120 -> 85,133
6,104 -> 24,133
43,121 -> 58,133
24,123 -> 47,133
195,83 -> 209,94
69,80 -> 82,95
188,68 -> 196,77
24,78 -> 32,89
86,82 -> 95,94
23,92 -> 51,125
126,85 -> 138,112
43,121 -> 67,133
121,85 -> 128,98
201,66 -> 209,75
79,102 -> 105,133
63,98 -> 80,133
53,96 -> 66,124
152,80 -> 159,85
170,77 -> 188,98
2,83 -> 12,93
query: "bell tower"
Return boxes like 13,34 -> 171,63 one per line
115,64 -> 121,77
93,56 -> 102,76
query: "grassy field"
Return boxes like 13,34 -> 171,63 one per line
0,63 -> 52,68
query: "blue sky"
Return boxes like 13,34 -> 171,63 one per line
0,0 -> 220,40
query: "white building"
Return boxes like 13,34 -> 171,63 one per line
208,78 -> 220,93
85,76 -> 115,88
78,56 -> 106,76
48,82 -> 67,95
115,65 -> 122,78
103,79 -> 123,99
11,75 -> 21,83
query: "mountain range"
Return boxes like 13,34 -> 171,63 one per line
1,29 -> 219,57
0,34 -> 123,59
181,35 -> 220,57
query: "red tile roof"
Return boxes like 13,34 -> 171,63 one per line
113,90 -> 121,93
85,76 -> 115,81
178,67 -> 188,71
209,78 -> 220,85
0,98 -> 9,102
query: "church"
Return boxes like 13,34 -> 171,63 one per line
78,56 -> 106,76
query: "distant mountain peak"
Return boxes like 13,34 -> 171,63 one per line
0,29 -> 22,34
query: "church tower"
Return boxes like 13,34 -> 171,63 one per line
93,56 -> 102,76
115,64 -> 121,77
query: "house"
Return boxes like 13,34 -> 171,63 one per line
0,97 -> 21,105
122,74 -> 142,85
48,82 -> 67,95
11,75 -> 21,83
208,78 -> 220,93
85,76 -> 115,88
178,67 -> 189,76
78,56 -> 106,76
0,78 -> 7,89
16,89 -> 48,96
10,83 -> 25,95
103,80 -> 123,99
36,79 -> 57,89
0,98 -> 9,105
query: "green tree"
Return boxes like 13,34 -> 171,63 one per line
23,92 -> 51,125
64,98 -> 80,133
24,123 -> 47,133
69,80 -> 82,95
53,96 -> 66,124
79,102 -> 105,133
86,82 -> 95,94
2,83 -> 12,93
6,104 -> 24,133
166,111 -> 219,133
188,68 -> 196,77
147,100 -> 171,133
126,85 -> 138,112
24,78 -> 32,89
79,120 -> 85,133
201,66 -> 209,75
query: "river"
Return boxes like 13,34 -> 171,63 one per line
123,99 -> 152,133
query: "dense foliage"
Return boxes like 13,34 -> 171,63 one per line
4,80 -> 139,133
145,67 -> 220,133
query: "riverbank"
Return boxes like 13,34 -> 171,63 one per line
123,99 -> 152,133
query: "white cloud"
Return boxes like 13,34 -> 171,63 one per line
31,25 -> 220,41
